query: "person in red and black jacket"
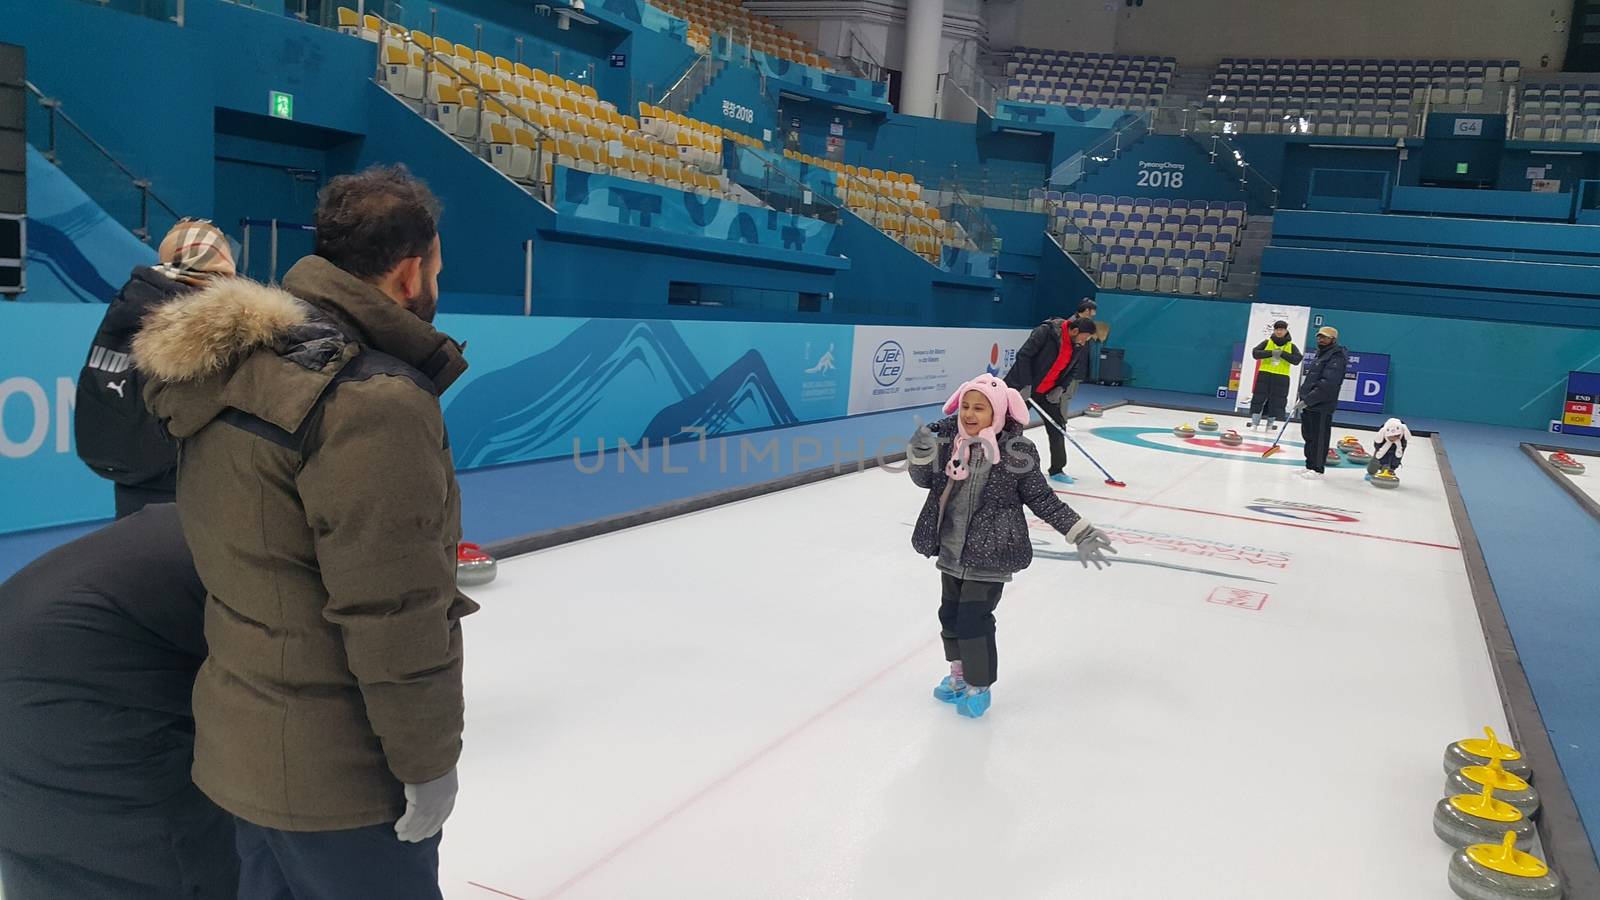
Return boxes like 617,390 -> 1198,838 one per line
1004,316 -> 1096,484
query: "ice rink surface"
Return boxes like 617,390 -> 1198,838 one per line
444,404 -> 1510,900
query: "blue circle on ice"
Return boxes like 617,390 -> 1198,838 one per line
1089,426 -> 1309,465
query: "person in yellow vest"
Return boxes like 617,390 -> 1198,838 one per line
1248,320 -> 1304,429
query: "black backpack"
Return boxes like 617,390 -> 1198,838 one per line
74,268 -> 187,488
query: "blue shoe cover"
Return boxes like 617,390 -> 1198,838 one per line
934,675 -> 966,703
1050,473 -> 1075,485
955,688 -> 992,718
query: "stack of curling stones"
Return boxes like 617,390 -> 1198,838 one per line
1548,451 -> 1585,475
1437,727 -> 1563,899
457,542 -> 498,586
1197,416 -> 1220,432
1219,429 -> 1243,446
1339,436 -> 1370,461
1173,423 -> 1197,438
1084,404 -> 1105,418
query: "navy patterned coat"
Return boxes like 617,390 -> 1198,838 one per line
909,415 -> 1088,574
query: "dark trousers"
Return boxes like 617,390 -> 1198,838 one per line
0,804 -> 237,900
114,483 -> 177,519
1369,446 -> 1403,474
1249,371 -> 1291,420
1300,409 -> 1334,472
1037,391 -> 1068,475
234,819 -> 442,900
938,573 -> 1005,687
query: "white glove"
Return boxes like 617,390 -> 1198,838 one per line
908,424 -> 939,465
1074,525 -> 1118,570
395,767 -> 458,843
1293,398 -> 1306,415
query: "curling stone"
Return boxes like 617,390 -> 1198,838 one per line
457,542 -> 498,586
1446,727 -> 1533,781
1370,468 -> 1400,489
1173,423 -> 1197,438
1197,416 -> 1220,432
1326,448 -> 1344,466
1341,442 -> 1371,461
1338,435 -> 1363,448
1549,452 -> 1586,475
1448,832 -> 1564,900
1447,758 -> 1540,818
1219,429 -> 1243,446
1434,784 -> 1536,851
1084,404 -> 1105,418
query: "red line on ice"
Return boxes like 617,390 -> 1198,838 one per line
1053,489 -> 1461,551
467,638 -> 937,900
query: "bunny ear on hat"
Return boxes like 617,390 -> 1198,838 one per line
1003,385 -> 1028,425
943,386 -> 965,415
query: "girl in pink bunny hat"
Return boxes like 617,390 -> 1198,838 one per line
906,373 -> 1116,718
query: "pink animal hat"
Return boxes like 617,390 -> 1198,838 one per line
942,373 -> 1028,481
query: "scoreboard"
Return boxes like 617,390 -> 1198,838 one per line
1558,371 -> 1600,438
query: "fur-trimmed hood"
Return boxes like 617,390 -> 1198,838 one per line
133,277 -> 314,383
135,256 -> 468,441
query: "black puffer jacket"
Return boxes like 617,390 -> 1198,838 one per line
1298,342 -> 1350,413
909,416 -> 1087,573
74,267 -> 192,491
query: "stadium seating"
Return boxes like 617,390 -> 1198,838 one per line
1040,193 -> 1244,295
1517,80 -> 1600,142
1004,49 -> 1176,112
784,150 -> 972,265
650,0 -> 831,71
1199,57 -> 1515,136
356,11 -> 757,203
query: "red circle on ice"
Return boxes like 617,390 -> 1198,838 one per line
1187,436 -> 1277,453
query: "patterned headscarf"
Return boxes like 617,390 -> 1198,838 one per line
154,219 -> 236,285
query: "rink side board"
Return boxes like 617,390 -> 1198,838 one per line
483,402 -> 1134,559
1439,440 -> 1600,892
1521,442 -> 1600,523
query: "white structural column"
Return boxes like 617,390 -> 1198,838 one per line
900,0 -> 945,117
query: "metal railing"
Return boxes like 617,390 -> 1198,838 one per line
25,81 -> 182,243
942,49 -> 999,121
371,14 -> 559,195
938,179 -> 998,251
1053,111 -> 1151,189
727,147 -> 845,224
657,52 -> 718,113
842,27 -> 888,86
1188,131 -> 1281,212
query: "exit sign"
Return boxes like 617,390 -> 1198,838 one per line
270,91 -> 294,120
1455,162 -> 1469,175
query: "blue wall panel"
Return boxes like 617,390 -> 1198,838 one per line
1067,135 -> 1251,206
1094,291 -> 1600,430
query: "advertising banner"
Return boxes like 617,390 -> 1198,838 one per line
1232,303 -> 1311,413
847,325 -> 1031,416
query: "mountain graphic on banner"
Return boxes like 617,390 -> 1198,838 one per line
446,320 -> 797,467
641,349 -> 799,443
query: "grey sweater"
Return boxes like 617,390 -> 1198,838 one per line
936,445 -> 1013,583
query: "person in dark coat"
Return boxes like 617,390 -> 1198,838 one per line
0,504 -> 238,899
906,374 -> 1115,719
74,219 -> 236,518
1295,325 -> 1350,479
1004,316 -> 1096,483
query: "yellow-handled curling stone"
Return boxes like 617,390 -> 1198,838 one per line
1446,757 -> 1540,818
1197,416 -> 1219,432
1446,727 -> 1532,781
1173,423 -> 1197,438
1434,784 -> 1536,851
1447,831 -> 1564,900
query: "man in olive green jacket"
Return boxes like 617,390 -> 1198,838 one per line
135,166 -> 473,899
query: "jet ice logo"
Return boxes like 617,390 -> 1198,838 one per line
873,341 -> 904,386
